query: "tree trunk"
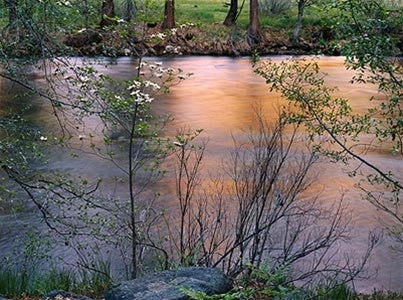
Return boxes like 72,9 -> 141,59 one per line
292,0 -> 305,43
4,0 -> 18,25
247,0 -> 260,45
126,0 -> 136,22
129,103 -> 139,279
162,0 -> 175,29
223,0 -> 238,26
100,0 -> 116,27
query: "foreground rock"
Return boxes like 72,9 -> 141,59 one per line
104,267 -> 233,300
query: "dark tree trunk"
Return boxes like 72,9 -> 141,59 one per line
223,0 -> 238,26
292,0 -> 305,43
247,0 -> 260,45
100,0 -> 116,27
4,0 -> 18,25
162,0 -> 175,29
82,0 -> 91,29
126,0 -> 136,22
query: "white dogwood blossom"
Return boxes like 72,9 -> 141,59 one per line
57,0 -> 71,6
127,81 -> 141,90
150,33 -> 166,39
144,81 -> 160,91
129,89 -> 153,104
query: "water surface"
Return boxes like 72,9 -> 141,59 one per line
0,56 -> 401,292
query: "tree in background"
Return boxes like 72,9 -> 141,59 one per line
124,0 -> 136,21
247,0 -> 260,45
259,0 -> 292,15
223,0 -> 238,26
75,0 -> 98,29
162,0 -> 175,29
100,0 -> 116,27
292,0 -> 314,43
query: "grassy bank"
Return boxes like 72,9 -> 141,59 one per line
111,0 -> 339,56
172,0 -> 331,29
0,0 -> 342,57
0,265 -> 112,299
1,264 -> 402,300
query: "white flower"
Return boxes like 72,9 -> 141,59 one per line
144,95 -> 153,103
151,33 -> 166,40
144,81 -> 160,91
157,33 -> 166,39
57,0 -> 71,6
132,91 -> 154,104
127,81 -> 141,90
40,136 -> 48,141
180,22 -> 195,28
130,89 -> 140,96
79,75 -> 90,82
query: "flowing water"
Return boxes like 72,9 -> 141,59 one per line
0,56 -> 402,292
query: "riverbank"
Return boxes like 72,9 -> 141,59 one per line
62,23 -> 340,57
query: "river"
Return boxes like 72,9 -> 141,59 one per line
0,56 -> 402,292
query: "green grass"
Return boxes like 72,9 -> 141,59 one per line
0,0 -> 337,35
0,267 -> 76,298
175,0 -> 240,25
172,0 -> 335,31
361,292 -> 403,300
0,264 -> 113,299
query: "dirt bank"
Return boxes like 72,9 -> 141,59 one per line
63,24 -> 340,57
